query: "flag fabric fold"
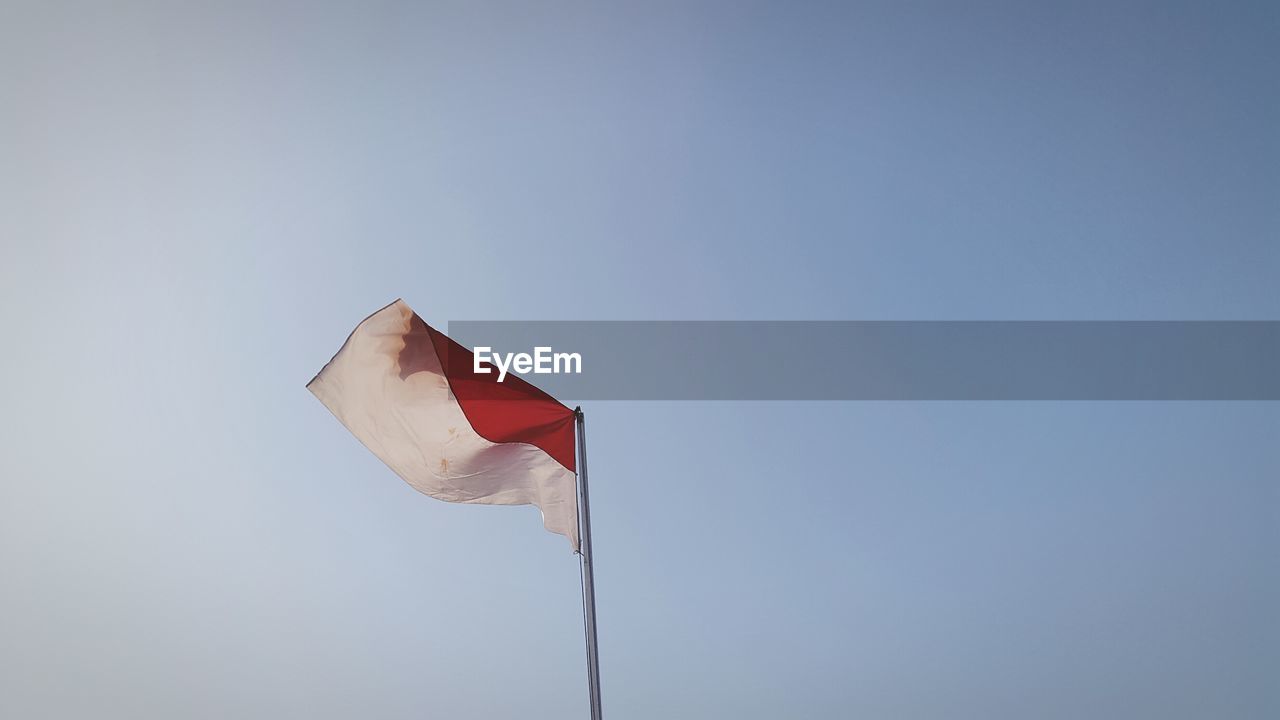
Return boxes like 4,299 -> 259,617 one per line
308,299 -> 580,550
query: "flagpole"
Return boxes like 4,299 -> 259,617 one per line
575,407 -> 603,720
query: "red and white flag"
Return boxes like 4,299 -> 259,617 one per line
308,299 -> 580,550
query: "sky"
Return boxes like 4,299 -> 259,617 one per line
1,1 -> 1277,718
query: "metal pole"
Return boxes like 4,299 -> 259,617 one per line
575,407 -> 603,720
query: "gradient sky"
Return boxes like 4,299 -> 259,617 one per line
2,2 -> 1277,718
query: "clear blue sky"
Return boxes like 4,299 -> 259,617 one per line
2,2 -> 1276,718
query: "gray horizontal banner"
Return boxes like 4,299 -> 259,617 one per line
446,321 -> 1280,400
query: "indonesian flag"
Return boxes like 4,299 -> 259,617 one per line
308,300 -> 580,550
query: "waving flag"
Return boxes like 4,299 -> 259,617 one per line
307,299 -> 580,550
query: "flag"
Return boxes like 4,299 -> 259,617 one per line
308,299 -> 580,550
